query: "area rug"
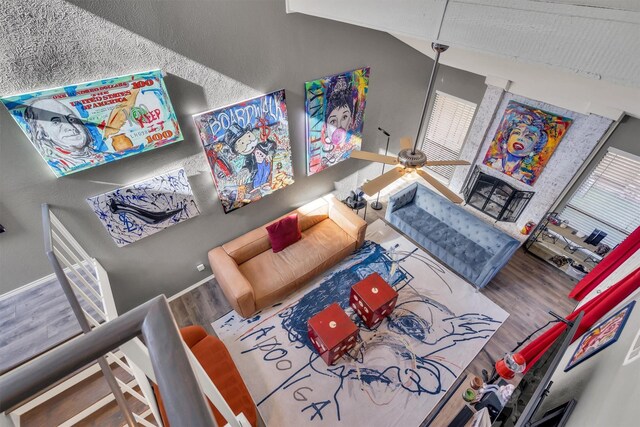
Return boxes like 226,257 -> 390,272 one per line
212,219 -> 509,426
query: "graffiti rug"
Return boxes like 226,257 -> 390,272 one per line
213,219 -> 508,426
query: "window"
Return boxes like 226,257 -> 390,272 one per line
561,148 -> 640,247
421,91 -> 476,181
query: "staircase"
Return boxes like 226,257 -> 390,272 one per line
13,354 -> 154,427
1,205 -> 249,427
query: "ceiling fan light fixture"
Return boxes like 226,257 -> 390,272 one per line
397,148 -> 428,168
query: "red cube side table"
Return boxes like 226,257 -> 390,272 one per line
308,303 -> 359,365
350,272 -> 398,328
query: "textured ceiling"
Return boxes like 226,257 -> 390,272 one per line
530,0 -> 640,12
287,0 -> 640,88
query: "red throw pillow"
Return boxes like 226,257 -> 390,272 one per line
266,214 -> 301,253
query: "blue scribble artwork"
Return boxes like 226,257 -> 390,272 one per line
87,168 -> 200,247
213,220 -> 509,427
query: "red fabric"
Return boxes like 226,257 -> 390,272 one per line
520,267 -> 640,372
153,326 -> 258,427
180,325 -> 207,348
569,226 -> 640,301
266,213 -> 301,252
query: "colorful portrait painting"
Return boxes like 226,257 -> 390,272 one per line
193,90 -> 294,213
565,301 -> 635,372
1,70 -> 182,177
87,168 -> 200,247
482,101 -> 572,185
305,67 -> 370,175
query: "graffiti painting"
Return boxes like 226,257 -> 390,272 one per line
305,67 -> 370,175
213,220 -> 508,426
87,168 -> 200,247
1,70 -> 182,177
482,101 -> 572,185
565,301 -> 635,372
193,90 -> 294,213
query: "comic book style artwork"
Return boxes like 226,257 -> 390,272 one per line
213,220 -> 509,427
483,101 -> 573,186
305,67 -> 370,175
0,70 -> 182,177
86,168 -> 200,247
193,90 -> 295,213
565,301 -> 635,372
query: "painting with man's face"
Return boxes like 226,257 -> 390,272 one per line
193,89 -> 294,213
483,101 -> 572,185
305,67 -> 370,175
0,70 -> 182,177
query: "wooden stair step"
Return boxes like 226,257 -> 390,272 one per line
20,356 -> 137,427
75,385 -> 150,427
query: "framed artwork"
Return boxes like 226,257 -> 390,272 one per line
87,168 -> 200,247
482,101 -> 572,186
565,301 -> 635,372
305,67 -> 370,175
1,70 -> 182,177
193,89 -> 294,213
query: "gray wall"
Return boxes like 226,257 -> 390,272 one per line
538,288 -> 640,427
0,0 -> 484,312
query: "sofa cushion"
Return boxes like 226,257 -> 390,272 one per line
221,199 -> 329,264
240,219 -> 356,309
394,204 -> 493,281
266,214 -> 301,253
153,331 -> 257,427
190,336 -> 257,426
222,227 -> 271,265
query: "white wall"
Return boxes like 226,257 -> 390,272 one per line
449,87 -> 612,239
392,36 -> 636,120
287,0 -> 640,91
538,267 -> 640,427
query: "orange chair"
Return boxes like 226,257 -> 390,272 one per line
152,325 -> 257,426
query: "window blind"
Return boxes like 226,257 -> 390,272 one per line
561,148 -> 640,247
421,91 -> 476,181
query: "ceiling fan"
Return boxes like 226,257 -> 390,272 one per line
350,43 -> 470,204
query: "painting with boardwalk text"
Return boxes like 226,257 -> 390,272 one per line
193,90 -> 294,213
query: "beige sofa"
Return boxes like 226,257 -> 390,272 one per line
208,195 -> 367,318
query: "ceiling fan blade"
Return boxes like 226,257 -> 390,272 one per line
400,137 -> 413,150
350,150 -> 398,165
415,169 -> 464,204
362,167 -> 405,196
425,159 -> 471,166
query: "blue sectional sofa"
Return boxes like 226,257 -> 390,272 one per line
386,183 -> 519,289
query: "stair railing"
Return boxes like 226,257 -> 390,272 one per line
0,295 -> 217,426
33,204 -> 247,427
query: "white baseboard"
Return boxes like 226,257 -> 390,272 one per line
0,273 -> 57,302
168,274 -> 215,302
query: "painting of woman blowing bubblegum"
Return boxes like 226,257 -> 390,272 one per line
483,101 -> 572,186
305,67 -> 369,175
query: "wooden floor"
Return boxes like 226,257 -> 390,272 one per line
170,198 -> 579,426
0,276 -> 98,374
